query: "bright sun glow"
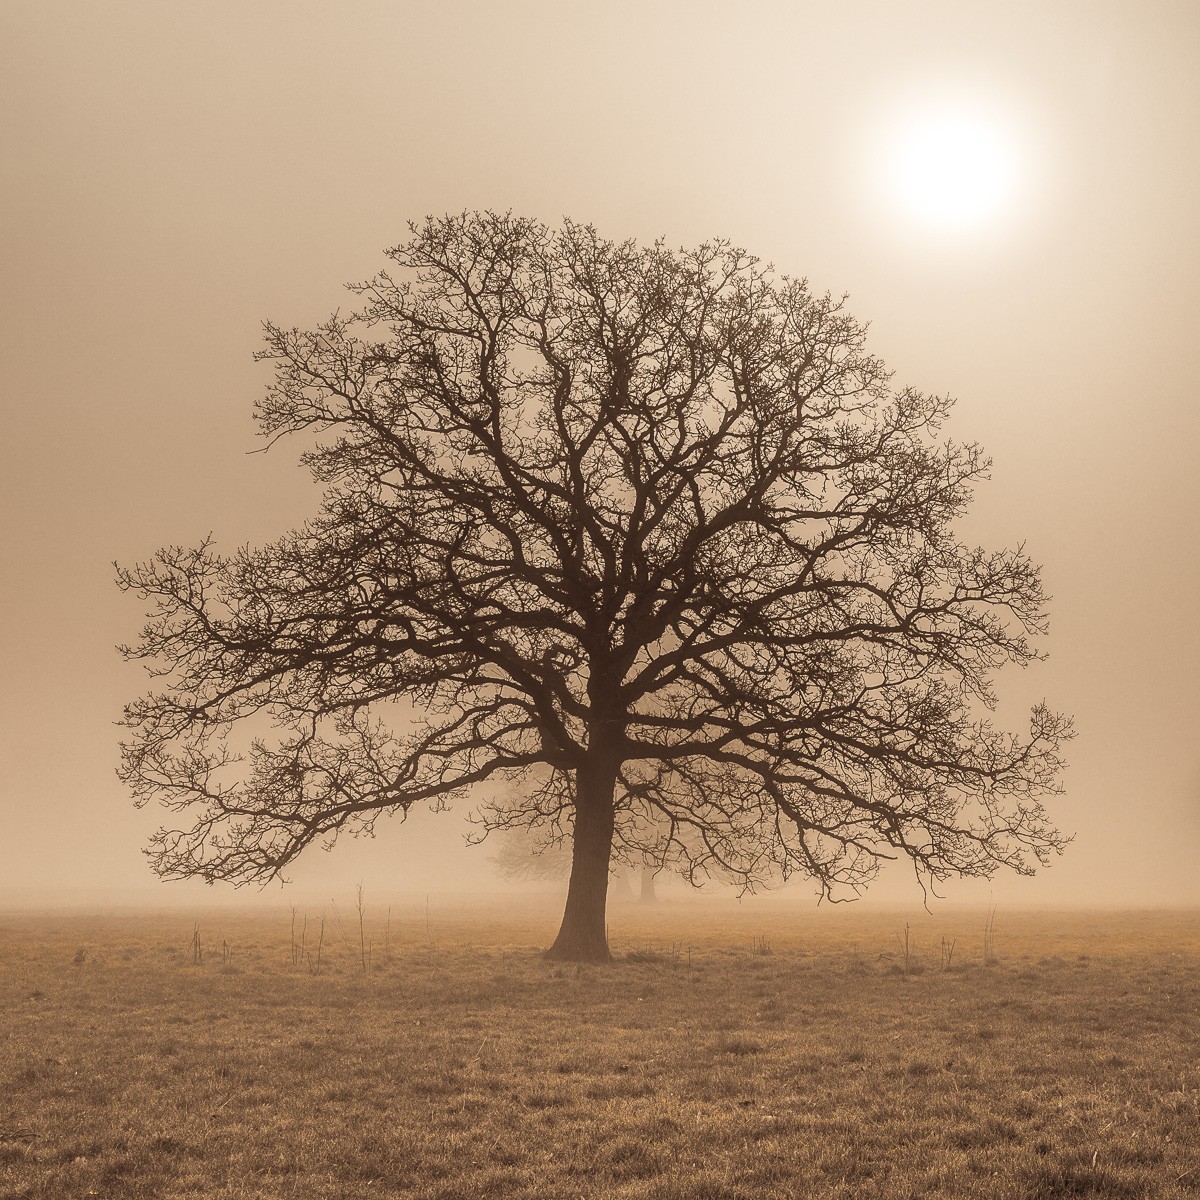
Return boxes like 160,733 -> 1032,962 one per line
890,109 -> 1021,230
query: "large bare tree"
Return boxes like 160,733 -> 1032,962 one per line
118,212 -> 1070,961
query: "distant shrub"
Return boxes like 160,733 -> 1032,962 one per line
625,948 -> 668,965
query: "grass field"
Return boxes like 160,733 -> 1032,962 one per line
1,897 -> 1198,1198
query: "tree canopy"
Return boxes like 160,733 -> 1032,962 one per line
118,212 -> 1070,960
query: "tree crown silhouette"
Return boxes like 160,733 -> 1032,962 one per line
118,212 -> 1070,960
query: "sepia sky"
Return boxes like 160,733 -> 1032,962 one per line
1,0 -> 1197,906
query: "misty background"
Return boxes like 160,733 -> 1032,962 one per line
1,1 -> 1197,909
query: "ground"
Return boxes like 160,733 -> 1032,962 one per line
1,898 -> 1198,1198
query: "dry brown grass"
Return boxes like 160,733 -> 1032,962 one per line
1,898 -> 1198,1198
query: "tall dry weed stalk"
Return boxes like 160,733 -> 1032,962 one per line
984,906 -> 998,966
355,883 -> 367,973
941,935 -> 956,971
309,916 -> 325,975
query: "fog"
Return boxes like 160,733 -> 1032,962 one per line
1,1 -> 1198,915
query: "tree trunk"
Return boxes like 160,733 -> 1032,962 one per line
639,865 -> 658,904
545,760 -> 617,962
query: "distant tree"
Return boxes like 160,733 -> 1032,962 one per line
489,825 -> 638,899
489,816 -> 659,902
118,212 -> 1071,962
489,827 -> 572,883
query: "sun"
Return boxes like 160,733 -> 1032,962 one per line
889,108 -> 1021,230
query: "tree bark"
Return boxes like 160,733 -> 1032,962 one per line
639,865 -> 658,904
545,759 -> 617,962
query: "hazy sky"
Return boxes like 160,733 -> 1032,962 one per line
1,0 -> 1197,906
